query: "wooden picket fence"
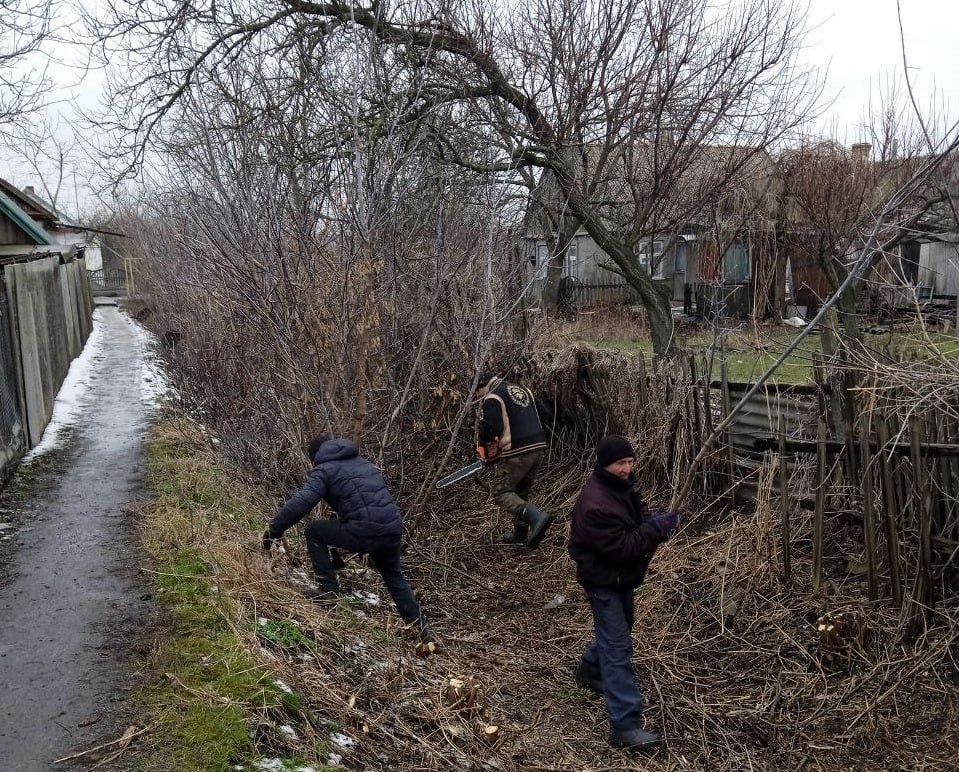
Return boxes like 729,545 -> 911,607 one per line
673,352 -> 958,622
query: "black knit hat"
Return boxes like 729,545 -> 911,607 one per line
307,435 -> 331,460
476,371 -> 497,391
596,435 -> 636,467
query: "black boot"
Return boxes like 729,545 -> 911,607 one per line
413,616 -> 436,644
574,660 -> 603,694
609,726 -> 662,750
301,586 -> 340,604
520,503 -> 554,550
499,518 -> 529,545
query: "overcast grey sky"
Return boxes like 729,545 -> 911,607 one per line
805,0 -> 958,137
1,0 -> 956,217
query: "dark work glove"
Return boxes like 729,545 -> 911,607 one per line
262,529 -> 281,551
330,549 -> 347,570
648,509 -> 679,542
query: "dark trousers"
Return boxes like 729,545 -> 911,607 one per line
579,586 -> 644,731
490,449 -> 544,516
304,519 -> 422,624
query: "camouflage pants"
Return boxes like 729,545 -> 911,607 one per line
489,449 -> 544,517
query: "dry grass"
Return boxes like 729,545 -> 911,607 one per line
138,412 -> 959,771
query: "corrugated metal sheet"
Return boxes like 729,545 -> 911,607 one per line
724,382 -> 818,447
712,381 -> 819,500
919,241 -> 959,296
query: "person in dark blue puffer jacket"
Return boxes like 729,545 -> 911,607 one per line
263,436 -> 431,640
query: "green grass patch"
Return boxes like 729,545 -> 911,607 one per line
141,550 -> 272,770
553,685 -> 595,702
145,431 -> 261,527
135,425 -> 303,772
579,323 -> 959,385
258,618 -> 313,651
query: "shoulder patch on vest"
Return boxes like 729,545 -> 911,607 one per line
507,385 -> 530,407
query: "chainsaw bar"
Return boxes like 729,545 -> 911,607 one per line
436,459 -> 485,488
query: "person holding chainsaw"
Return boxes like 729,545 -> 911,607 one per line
568,435 -> 679,751
261,436 -> 432,642
473,372 -> 553,549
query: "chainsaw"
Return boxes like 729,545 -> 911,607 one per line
436,439 -> 500,489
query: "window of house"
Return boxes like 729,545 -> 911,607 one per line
639,238 -> 664,276
652,249 -> 667,279
565,243 -> 578,278
536,244 -> 549,279
723,240 -> 750,283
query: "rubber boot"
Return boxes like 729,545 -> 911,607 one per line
499,518 -> 529,545
414,616 -> 436,644
521,503 -> 554,550
609,726 -> 662,750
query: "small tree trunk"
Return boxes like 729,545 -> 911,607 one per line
623,270 -> 675,356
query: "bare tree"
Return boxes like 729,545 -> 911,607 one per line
87,0 -> 822,355
106,27 -> 534,505
777,113 -> 952,352
5,114 -> 90,217
0,0 -> 52,132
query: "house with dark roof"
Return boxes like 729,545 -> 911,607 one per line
0,179 -> 102,270
523,143 -> 785,318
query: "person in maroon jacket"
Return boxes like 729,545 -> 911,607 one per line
569,435 -> 679,751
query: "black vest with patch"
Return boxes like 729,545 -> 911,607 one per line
480,379 -> 547,457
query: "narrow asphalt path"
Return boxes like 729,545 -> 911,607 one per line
0,304 -> 156,771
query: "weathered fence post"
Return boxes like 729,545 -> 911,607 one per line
858,415 -> 878,600
779,429 -> 792,582
908,418 -> 935,622
876,419 -> 904,607
813,417 -> 827,593
720,356 -> 736,503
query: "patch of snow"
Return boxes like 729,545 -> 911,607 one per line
274,679 -> 293,694
279,724 -> 297,738
330,731 -> 355,748
351,590 -> 381,606
253,762 -> 316,772
327,753 -> 343,766
23,308 -> 107,460
342,638 -> 367,655
543,593 -> 565,610
123,314 -> 171,407
291,569 -> 312,583
258,617 -> 269,626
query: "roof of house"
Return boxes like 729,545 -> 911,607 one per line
526,141 -> 778,239
0,178 -> 76,229
0,187 -> 55,246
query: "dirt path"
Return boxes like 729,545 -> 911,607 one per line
0,304 -> 156,771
